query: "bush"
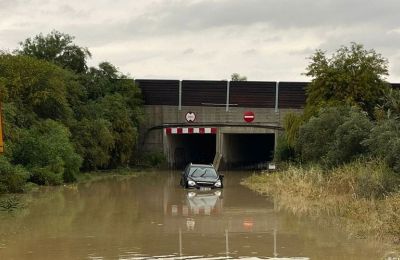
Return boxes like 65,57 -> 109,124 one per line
364,119 -> 400,173
29,166 -> 63,185
0,156 -> 29,193
70,118 -> 114,170
12,120 -> 82,185
296,106 -> 372,166
274,134 -> 295,162
138,151 -> 166,168
324,108 -> 372,166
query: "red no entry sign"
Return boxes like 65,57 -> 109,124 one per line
244,111 -> 255,123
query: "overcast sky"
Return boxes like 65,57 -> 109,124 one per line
1,0 -> 400,82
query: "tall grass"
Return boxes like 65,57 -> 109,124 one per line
242,159 -> 400,244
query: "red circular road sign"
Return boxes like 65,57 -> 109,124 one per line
243,111 -> 255,123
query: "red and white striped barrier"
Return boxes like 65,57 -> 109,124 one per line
168,204 -> 220,216
165,127 -> 217,134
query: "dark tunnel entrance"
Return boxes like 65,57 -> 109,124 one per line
169,135 -> 216,169
222,134 -> 275,169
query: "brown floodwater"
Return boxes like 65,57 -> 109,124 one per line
0,171 -> 394,259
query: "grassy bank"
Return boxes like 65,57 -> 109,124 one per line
76,168 -> 145,183
242,160 -> 400,245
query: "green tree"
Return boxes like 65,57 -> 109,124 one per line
304,43 -> 389,118
231,73 -> 247,81
325,108 -> 372,165
95,94 -> 139,167
0,156 -> 28,193
12,120 -> 82,184
70,119 -> 114,170
375,87 -> 400,120
296,106 -> 372,166
364,119 -> 400,173
17,30 -> 91,73
71,61 -> 143,169
0,54 -> 74,123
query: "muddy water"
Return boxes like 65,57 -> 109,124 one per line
0,171 -> 391,259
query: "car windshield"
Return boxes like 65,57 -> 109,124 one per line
189,167 -> 217,179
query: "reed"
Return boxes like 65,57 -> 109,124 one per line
242,159 -> 400,244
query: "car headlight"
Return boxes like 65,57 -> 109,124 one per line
188,180 -> 196,186
214,180 -> 222,187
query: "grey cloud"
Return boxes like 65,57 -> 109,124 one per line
242,49 -> 258,55
65,0 -> 400,46
2,0 -> 400,82
183,48 -> 195,54
288,48 -> 315,56
317,28 -> 400,55
127,0 -> 400,33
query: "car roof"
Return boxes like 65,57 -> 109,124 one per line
189,163 -> 214,168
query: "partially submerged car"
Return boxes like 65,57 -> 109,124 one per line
180,163 -> 223,190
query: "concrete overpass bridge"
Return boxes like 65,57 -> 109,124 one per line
136,79 -> 400,169
136,79 -> 306,169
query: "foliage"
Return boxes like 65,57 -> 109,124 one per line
12,120 -> 82,185
0,54 -> 74,122
283,112 -> 303,148
17,30 -> 91,73
274,134 -> 295,162
231,73 -> 247,81
304,43 -> 390,118
137,151 -> 167,168
70,119 -> 114,170
0,31 -> 144,190
274,113 -> 304,162
375,87 -> 400,120
364,119 -> 400,173
329,159 -> 398,199
243,159 -> 400,244
296,106 -> 372,166
324,108 -> 372,165
0,196 -> 23,212
0,156 -> 29,193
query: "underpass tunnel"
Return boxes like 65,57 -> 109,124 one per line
168,134 -> 216,169
222,134 -> 275,169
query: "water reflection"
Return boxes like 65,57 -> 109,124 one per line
0,171 -> 392,259
163,177 -> 309,259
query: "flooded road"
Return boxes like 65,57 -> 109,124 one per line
0,171 -> 390,259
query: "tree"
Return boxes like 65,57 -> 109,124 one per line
296,106 -> 372,166
17,30 -> 91,73
364,119 -> 400,173
70,119 -> 114,170
0,54 -> 74,123
231,73 -> 247,81
304,43 -> 390,118
375,87 -> 400,120
12,120 -> 82,184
